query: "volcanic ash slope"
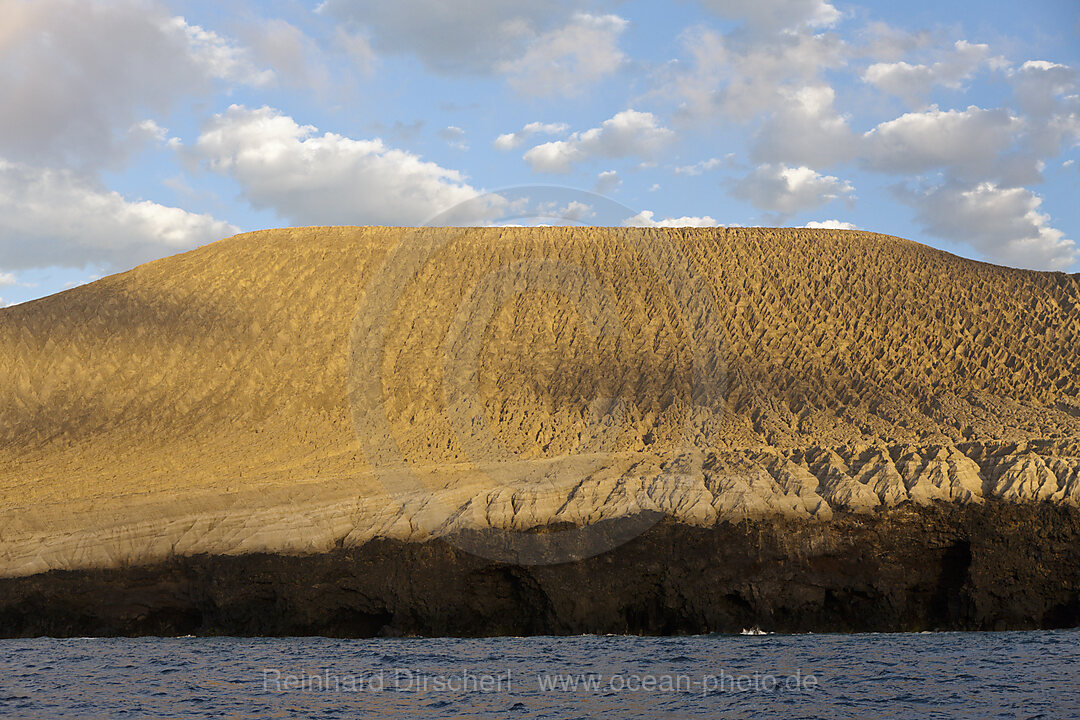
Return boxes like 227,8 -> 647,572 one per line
1,226 -> 1079,577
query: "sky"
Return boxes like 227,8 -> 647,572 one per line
1,0 -> 1079,306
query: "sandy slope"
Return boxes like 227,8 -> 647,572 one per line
1,226 -> 1078,576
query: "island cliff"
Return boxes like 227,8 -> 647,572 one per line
1,226 -> 1078,636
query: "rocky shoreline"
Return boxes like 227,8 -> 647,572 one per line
2,501 -> 1078,638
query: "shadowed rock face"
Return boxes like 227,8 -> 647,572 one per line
2,503 -> 1079,637
0,226 -> 1078,633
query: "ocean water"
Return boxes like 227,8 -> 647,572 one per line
1,631 -> 1077,719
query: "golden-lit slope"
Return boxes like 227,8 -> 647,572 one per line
1,227 -> 1079,575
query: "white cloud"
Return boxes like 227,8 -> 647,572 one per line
562,201 -> 593,221
732,164 -> 855,215
240,18 -> 331,91
675,157 -> 729,175
480,198 -> 592,226
194,105 -> 495,226
623,210 -> 722,227
527,121 -> 571,134
901,181 -> 1076,270
319,0 -> 606,83
534,200 -> 594,222
494,134 -> 520,151
864,62 -> 935,99
163,15 -> 272,87
670,26 -> 846,124
1021,60 -> 1067,72
863,40 -> 991,106
1011,59 -> 1076,118
695,0 -> 840,32
594,170 -> 621,195
1008,60 -> 1080,159
439,126 -> 468,150
858,63 -> 1077,189
493,121 -> 569,151
334,28 -> 377,76
0,0 -> 269,168
0,159 -> 237,270
856,21 -> 934,63
805,219 -> 859,230
523,110 -> 675,173
751,85 -> 856,167
129,119 -> 169,144
0,271 -> 16,287
863,105 -> 1021,178
500,13 -> 627,96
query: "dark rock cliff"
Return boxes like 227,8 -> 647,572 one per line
2,502 -> 1078,638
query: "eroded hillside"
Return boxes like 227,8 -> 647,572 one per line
1,226 -> 1079,575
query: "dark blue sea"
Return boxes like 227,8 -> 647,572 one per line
1,631 -> 1077,719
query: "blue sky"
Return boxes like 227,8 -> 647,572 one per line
1,0 -> 1079,305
